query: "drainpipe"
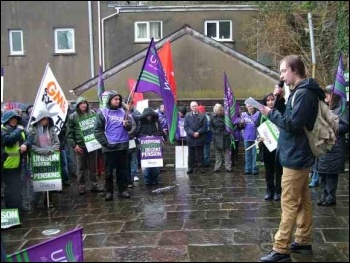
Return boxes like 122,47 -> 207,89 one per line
98,1 -> 102,68
101,8 -> 120,71
88,1 -> 94,78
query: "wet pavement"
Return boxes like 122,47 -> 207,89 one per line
2,160 -> 349,262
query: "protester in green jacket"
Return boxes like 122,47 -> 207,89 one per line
67,97 -> 101,194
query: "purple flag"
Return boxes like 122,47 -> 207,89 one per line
6,227 -> 84,262
135,39 -> 178,143
224,72 -> 239,134
98,65 -> 105,108
332,54 -> 347,113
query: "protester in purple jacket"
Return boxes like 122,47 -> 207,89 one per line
240,103 -> 260,175
94,92 -> 132,201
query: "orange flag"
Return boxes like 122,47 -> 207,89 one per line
128,78 -> 144,105
158,41 -> 177,102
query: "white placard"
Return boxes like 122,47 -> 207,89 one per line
244,97 -> 265,110
257,120 -> 280,152
136,99 -> 149,114
175,145 -> 188,169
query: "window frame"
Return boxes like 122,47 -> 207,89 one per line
134,21 -> 163,42
204,20 -> 233,42
54,28 -> 75,54
9,30 -> 24,55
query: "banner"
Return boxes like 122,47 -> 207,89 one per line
100,91 -> 110,108
30,64 -> 68,134
257,119 -> 280,152
127,78 -> 144,105
159,41 -> 177,102
78,114 -> 102,152
1,209 -> 21,229
6,227 -> 84,262
31,152 -> 62,192
136,99 -> 149,114
140,136 -> 163,168
175,146 -> 188,169
135,38 -> 178,143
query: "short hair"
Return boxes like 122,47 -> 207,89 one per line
190,101 -> 198,108
213,103 -> 223,115
280,55 -> 306,78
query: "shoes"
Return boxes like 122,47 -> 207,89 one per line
152,181 -> 162,185
264,192 -> 274,201
290,241 -> 312,255
19,206 -> 30,214
187,169 -> 193,174
105,192 -> 113,201
260,250 -> 291,262
90,186 -> 103,193
127,184 -> 134,188
226,169 -> 232,172
309,182 -> 319,188
245,172 -> 252,175
318,200 -> 336,206
317,197 -> 326,206
62,180 -> 71,186
133,176 -> 139,182
274,193 -> 281,201
118,191 -> 130,198
213,169 -> 220,173
200,169 -> 206,174
252,172 -> 259,175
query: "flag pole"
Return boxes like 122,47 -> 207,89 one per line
26,63 -> 50,130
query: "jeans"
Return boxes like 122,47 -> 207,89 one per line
144,167 -> 160,185
130,149 -> 139,177
244,140 -> 258,174
203,142 -> 211,166
318,173 -> 338,203
60,149 -> 70,183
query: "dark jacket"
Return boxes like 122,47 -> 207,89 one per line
268,78 -> 325,169
136,107 -> 163,137
316,99 -> 349,174
94,92 -> 131,153
184,111 -> 207,147
210,114 -> 231,150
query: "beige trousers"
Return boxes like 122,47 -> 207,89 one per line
273,167 -> 313,254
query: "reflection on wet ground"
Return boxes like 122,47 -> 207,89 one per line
2,162 -> 349,262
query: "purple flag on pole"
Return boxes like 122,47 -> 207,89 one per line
224,72 -> 239,134
6,227 -> 84,262
135,39 -> 178,143
332,54 -> 347,114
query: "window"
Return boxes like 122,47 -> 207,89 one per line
204,20 -> 232,41
54,28 -> 75,54
9,30 -> 24,55
135,21 -> 162,42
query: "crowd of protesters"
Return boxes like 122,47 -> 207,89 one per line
1,62 -> 349,263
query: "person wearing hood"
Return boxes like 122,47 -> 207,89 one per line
67,97 -> 101,195
94,92 -> 132,200
1,109 -> 32,213
28,109 -> 60,208
259,55 -> 325,262
21,104 -> 33,129
135,107 -> 164,185
315,85 -> 349,206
